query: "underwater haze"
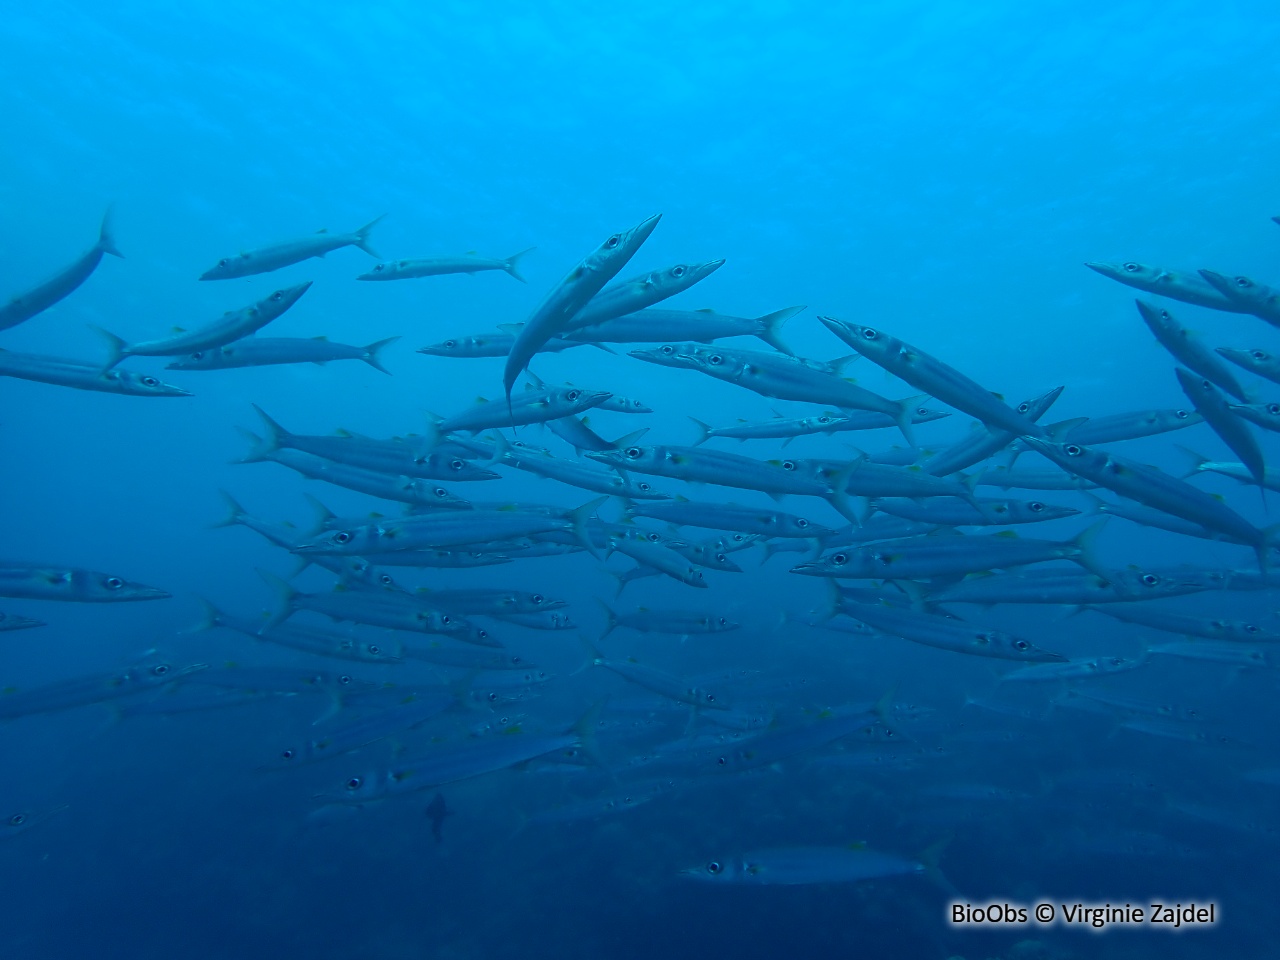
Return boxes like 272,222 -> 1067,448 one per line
4,3 -> 1280,958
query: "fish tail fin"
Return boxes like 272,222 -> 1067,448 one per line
361,336 -> 399,374
256,568 -> 296,628
302,493 -> 338,536
1070,518 -> 1109,577
871,684 -> 898,727
753,305 -> 804,355
569,497 -> 607,560
1174,445 -> 1211,479
609,427 -> 649,451
502,247 -> 535,283
826,460 -> 866,527
688,417 -> 711,446
572,633 -> 604,676
595,598 -> 619,640
251,404 -> 290,453
567,695 -> 610,767
893,398 -> 919,447
828,354 -> 861,375
919,834 -> 961,899
89,325 -> 128,370
188,596 -> 226,635
353,214 -> 386,257
98,206 -> 124,258
211,490 -> 247,528
230,427 -> 273,464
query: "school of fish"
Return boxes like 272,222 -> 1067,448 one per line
5,207 -> 1280,899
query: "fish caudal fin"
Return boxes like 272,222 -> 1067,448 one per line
688,417 -> 711,447
1070,518 -> 1109,577
256,568 -> 297,628
361,336 -> 399,374
753,305 -> 803,355
596,598 -> 619,640
89,326 -> 129,370
251,404 -> 291,454
503,247 -> 535,283
352,214 -> 386,257
211,490 -> 247,528
98,206 -> 124,258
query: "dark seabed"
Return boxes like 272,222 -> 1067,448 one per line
2,3 -> 1279,959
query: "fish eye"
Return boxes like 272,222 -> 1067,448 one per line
334,531 -> 352,544
916,407 -> 929,416
1235,276 -> 1252,288
706,861 -> 723,874
368,645 -> 381,655
624,446 -> 642,458
1013,640 -> 1029,651
105,576 -> 124,589
8,814 -> 24,826
796,518 -> 809,527
1017,402 -> 1030,413
151,664 -> 169,676
271,291 -> 283,301
379,574 -> 393,585
1064,444 -> 1082,456
660,344 -> 675,355
705,693 -> 715,702
281,749 -> 295,760
832,553 -> 848,564
339,675 -> 352,685
638,482 -> 652,491
817,416 -> 831,424
450,459 -> 464,470
1173,409 -> 1189,419
708,355 -> 723,365
1269,405 -> 1280,415
716,553 -> 726,562
434,488 -> 449,498
1122,262 -> 1140,272
780,460 -> 796,471
1245,623 -> 1259,633
671,265 -> 686,278
477,629 -> 489,640
718,617 -> 727,625
444,340 -> 456,348
1141,573 -> 1159,586
441,615 -> 453,625
567,389 -> 581,401
345,777 -> 362,791
716,757 -> 727,765
1252,350 -> 1268,360
862,327 -> 878,340
532,594 -> 544,604
218,258 -> 228,267
647,533 -> 660,542
142,375 -> 160,386
1026,501 -> 1045,513
191,351 -> 204,360
487,692 -> 499,702
605,234 -> 621,249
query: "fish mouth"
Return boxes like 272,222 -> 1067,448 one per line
583,452 -> 619,464
789,563 -> 820,575
163,386 -> 195,397
197,270 -> 217,281
128,587 -> 173,601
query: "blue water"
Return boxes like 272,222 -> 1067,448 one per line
3,3 -> 1280,958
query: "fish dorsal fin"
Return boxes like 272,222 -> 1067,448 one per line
466,249 -> 477,255
696,308 -> 716,314
334,427 -> 352,437
497,323 -> 523,334
316,227 -> 328,234
172,326 -> 186,333
311,335 -> 328,341
994,529 -> 1019,539
991,392 -> 1005,400
474,395 -> 489,403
